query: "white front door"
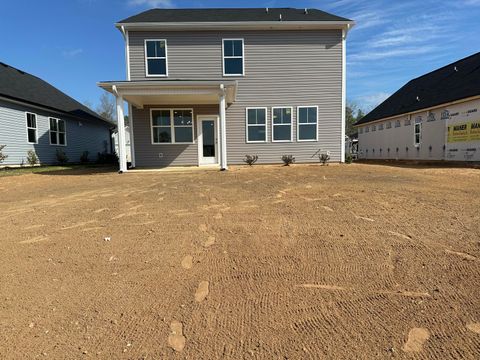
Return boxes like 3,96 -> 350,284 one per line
197,116 -> 219,165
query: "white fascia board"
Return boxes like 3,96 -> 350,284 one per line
115,21 -> 355,32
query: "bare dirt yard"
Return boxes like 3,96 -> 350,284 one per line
0,164 -> 479,359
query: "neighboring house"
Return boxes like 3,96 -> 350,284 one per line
0,62 -> 113,166
98,8 -> 354,172
113,126 -> 132,162
355,52 -> 480,162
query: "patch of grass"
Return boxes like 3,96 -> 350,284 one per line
0,164 -> 110,177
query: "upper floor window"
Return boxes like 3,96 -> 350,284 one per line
26,112 -> 37,143
297,106 -> 318,141
223,39 -> 244,76
49,118 -> 66,146
272,107 -> 292,142
151,109 -> 194,144
246,108 -> 266,143
145,39 -> 168,76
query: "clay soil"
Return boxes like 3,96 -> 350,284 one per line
0,164 -> 479,359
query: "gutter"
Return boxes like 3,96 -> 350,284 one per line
115,20 -> 355,32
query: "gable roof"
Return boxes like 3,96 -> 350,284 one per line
0,62 -> 113,126
356,52 -> 480,126
118,8 -> 352,24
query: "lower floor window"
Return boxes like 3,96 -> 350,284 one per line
246,108 -> 267,142
49,118 -> 66,145
414,122 -> 422,146
272,107 -> 292,142
151,109 -> 194,144
26,112 -> 37,143
297,106 -> 318,141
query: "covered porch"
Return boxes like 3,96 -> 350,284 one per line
98,80 -> 237,172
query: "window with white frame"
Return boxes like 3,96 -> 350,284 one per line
372,124 -> 376,131
359,127 -> 363,134
386,121 -> 392,129
151,109 -> 193,144
246,108 -> 266,142
297,106 -> 318,141
379,123 -> 384,130
414,119 -> 422,146
395,120 -> 401,128
26,112 -> 37,143
223,39 -> 244,76
272,107 -> 292,142
365,126 -> 370,133
145,40 -> 167,76
49,118 -> 66,145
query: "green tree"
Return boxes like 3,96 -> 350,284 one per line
345,103 -> 365,137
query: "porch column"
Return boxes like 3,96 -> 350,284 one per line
115,92 -> 128,173
219,84 -> 228,170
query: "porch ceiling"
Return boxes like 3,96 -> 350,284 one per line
97,80 -> 237,108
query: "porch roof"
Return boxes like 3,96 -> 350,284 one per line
97,80 -> 238,108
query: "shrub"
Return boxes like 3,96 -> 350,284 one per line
26,150 -> 38,166
281,155 -> 295,166
243,154 -> 258,166
56,148 -> 68,164
319,151 -> 330,165
345,153 -> 353,164
80,151 -> 89,163
97,151 -> 118,165
0,145 -> 7,163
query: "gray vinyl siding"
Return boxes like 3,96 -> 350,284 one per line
0,99 -> 111,165
132,104 -> 218,167
128,29 -> 342,165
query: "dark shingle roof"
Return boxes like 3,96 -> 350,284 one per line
0,62 -> 112,125
356,52 -> 480,126
118,8 -> 351,24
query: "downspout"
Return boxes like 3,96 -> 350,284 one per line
341,26 -> 348,162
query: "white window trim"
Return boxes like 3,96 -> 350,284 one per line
222,38 -> 245,77
25,112 -> 38,144
296,106 -> 319,142
271,106 -> 293,143
145,39 -> 168,77
150,108 -> 195,145
49,117 -> 67,146
245,107 -> 267,143
414,122 -> 422,147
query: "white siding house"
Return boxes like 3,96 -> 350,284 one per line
356,52 -> 480,162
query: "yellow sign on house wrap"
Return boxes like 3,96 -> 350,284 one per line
447,120 -> 480,142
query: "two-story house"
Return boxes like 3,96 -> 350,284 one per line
98,8 -> 354,172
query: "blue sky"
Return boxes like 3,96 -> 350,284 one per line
1,0 -> 480,112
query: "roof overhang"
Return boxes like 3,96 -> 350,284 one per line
115,21 -> 355,32
97,80 -> 238,108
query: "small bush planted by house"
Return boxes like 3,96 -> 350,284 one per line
80,151 -> 90,163
345,153 -> 353,164
243,154 -> 258,166
0,145 -> 7,163
281,155 -> 295,166
56,148 -> 68,164
97,151 -> 118,165
26,150 -> 38,166
319,151 -> 330,165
